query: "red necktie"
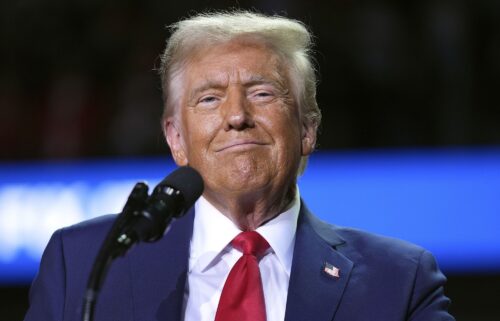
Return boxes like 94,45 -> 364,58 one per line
214,231 -> 270,321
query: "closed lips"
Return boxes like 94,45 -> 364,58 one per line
215,140 -> 268,152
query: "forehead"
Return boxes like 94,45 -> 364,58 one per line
183,38 -> 286,86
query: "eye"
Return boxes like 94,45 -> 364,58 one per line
255,91 -> 271,97
197,95 -> 220,108
250,89 -> 275,102
200,96 -> 218,103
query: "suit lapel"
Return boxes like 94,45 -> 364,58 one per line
128,208 -> 195,321
284,203 -> 353,321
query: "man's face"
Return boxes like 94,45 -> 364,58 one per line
165,39 -> 316,200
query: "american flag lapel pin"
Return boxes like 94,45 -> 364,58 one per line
323,262 -> 340,279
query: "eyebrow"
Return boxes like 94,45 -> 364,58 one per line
189,74 -> 287,101
189,78 -> 228,100
244,74 -> 289,95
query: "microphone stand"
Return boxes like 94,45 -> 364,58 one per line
81,182 -> 149,321
80,166 -> 203,321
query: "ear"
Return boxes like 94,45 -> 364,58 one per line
163,117 -> 188,166
301,121 -> 317,156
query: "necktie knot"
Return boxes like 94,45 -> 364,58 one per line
231,231 -> 269,259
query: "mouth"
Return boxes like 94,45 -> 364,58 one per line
215,140 -> 268,152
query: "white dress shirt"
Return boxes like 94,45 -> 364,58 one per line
183,189 -> 300,321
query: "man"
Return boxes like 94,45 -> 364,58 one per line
25,11 -> 454,321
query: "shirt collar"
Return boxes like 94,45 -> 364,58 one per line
189,188 -> 300,276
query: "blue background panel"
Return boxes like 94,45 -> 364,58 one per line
0,148 -> 499,284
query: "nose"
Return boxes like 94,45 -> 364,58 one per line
222,89 -> 255,131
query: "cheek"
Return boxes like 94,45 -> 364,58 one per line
183,112 -> 220,158
258,111 -> 302,167
270,109 -> 302,143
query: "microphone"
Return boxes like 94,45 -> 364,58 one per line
115,165 -> 204,246
82,166 -> 203,321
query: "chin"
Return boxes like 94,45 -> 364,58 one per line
220,169 -> 272,194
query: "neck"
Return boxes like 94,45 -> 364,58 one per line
204,184 -> 296,231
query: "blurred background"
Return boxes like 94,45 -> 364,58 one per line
1,0 -> 499,320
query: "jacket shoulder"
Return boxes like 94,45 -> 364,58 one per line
302,205 -> 426,264
25,214 -> 119,321
334,225 -> 426,263
59,214 -> 117,240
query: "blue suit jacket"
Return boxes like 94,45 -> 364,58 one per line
25,203 -> 454,321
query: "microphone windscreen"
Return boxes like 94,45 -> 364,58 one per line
160,166 -> 204,209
